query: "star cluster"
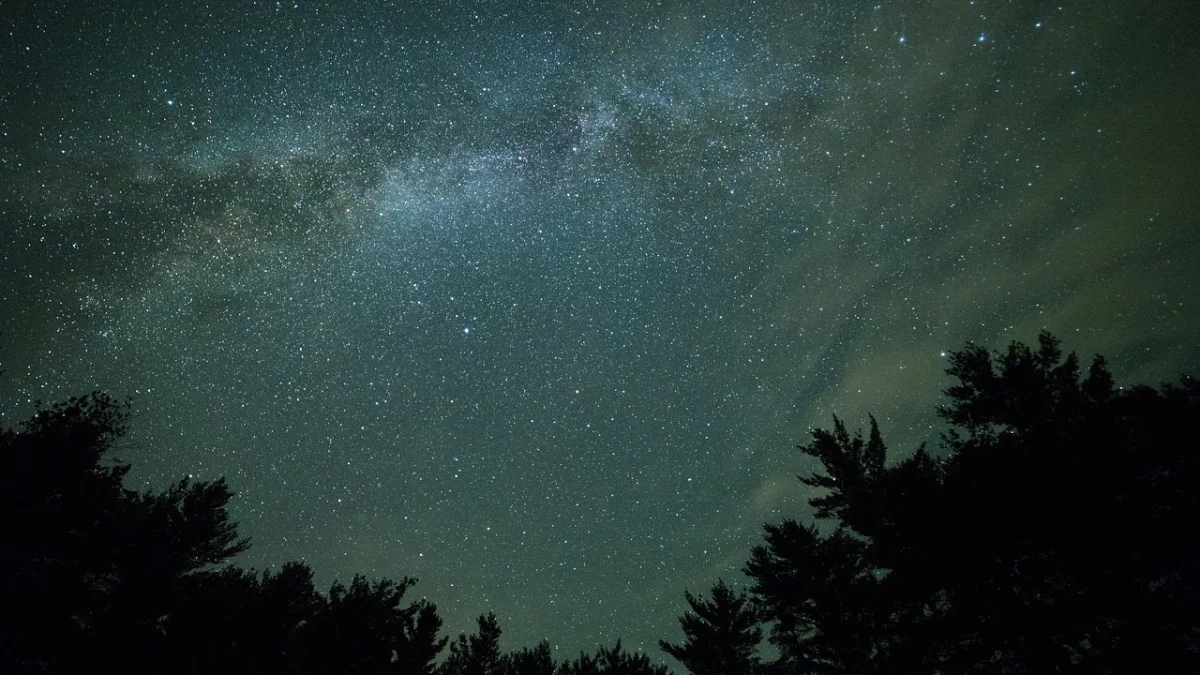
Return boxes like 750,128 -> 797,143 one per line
2,0 -> 1198,659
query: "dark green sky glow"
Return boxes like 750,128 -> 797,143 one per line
2,0 -> 1198,660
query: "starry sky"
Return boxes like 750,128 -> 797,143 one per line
2,0 -> 1199,662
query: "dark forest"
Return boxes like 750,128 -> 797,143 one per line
3,333 -> 1196,674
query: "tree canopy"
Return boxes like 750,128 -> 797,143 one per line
735,332 -> 1200,674
659,579 -> 761,675
4,332 -> 1197,674
0,391 -> 669,674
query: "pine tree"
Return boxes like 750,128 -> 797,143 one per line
502,641 -> 556,675
660,579 -> 761,675
743,333 -> 1200,673
0,392 -> 252,673
442,613 -> 504,675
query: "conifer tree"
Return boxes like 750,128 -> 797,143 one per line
442,613 -> 504,675
660,579 -> 761,675
743,333 -> 1200,673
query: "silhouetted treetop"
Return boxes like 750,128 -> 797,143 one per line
7,332 -> 1195,675
559,640 -> 670,675
743,333 -> 1199,674
938,330 -> 1112,439
0,388 -> 447,675
660,579 -> 761,675
503,641 -> 556,675
798,414 -> 886,523
440,612 -> 503,675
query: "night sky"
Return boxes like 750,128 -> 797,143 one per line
2,0 -> 1199,661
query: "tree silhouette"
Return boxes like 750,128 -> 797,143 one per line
303,574 -> 447,675
9,332 -> 1195,675
0,391 -> 251,672
502,641 -> 556,675
744,332 -> 1200,673
158,562 -> 322,673
558,640 -> 670,675
745,524 -> 882,674
0,392 -> 133,670
660,579 -> 761,675
0,390 -> 447,675
441,612 -> 504,675
436,614 -> 674,675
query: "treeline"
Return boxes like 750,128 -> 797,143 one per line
2,333 -> 1197,674
0,390 -> 666,675
667,334 -> 1200,674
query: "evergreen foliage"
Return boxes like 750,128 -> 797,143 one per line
441,613 -> 504,675
742,332 -> 1200,673
0,390 -> 448,675
558,640 -> 670,675
5,332 -> 1196,674
0,388 -> 669,674
503,642 -> 557,675
659,579 -> 761,675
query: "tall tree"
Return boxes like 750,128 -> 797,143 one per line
744,333 -> 1200,673
0,389 -> 447,675
157,562 -> 322,674
0,392 -> 130,670
745,524 -> 882,674
304,574 -> 447,675
441,613 -> 504,675
660,579 -> 761,675
0,392 -> 251,673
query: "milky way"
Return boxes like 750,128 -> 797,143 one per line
3,0 -> 1198,660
